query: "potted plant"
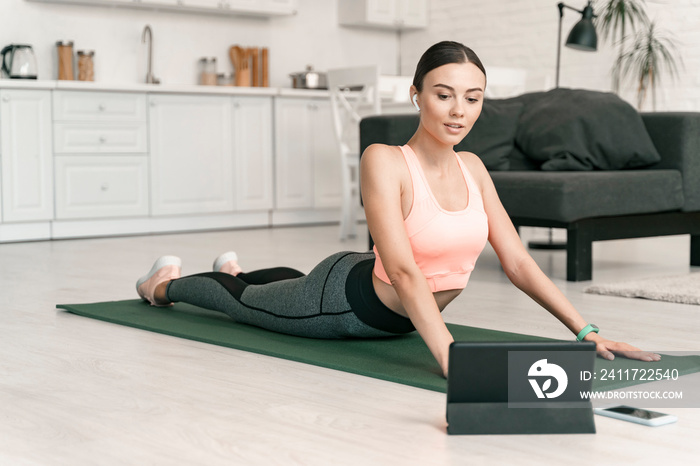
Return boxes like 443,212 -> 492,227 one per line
616,21 -> 682,110
595,0 -> 650,92
595,0 -> 682,110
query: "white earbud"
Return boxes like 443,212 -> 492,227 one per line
412,94 -> 420,111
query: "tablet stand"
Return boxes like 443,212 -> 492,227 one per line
446,401 -> 596,435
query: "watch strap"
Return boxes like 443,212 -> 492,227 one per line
576,324 -> 599,341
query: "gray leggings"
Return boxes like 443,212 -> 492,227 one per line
166,251 -> 415,339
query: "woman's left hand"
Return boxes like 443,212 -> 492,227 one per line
591,337 -> 661,362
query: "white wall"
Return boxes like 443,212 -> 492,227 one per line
400,0 -> 700,111
5,1 -> 695,110
0,0 -> 400,87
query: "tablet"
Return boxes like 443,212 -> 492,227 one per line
446,340 -> 597,434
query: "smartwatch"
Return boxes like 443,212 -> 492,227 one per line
576,324 -> 599,341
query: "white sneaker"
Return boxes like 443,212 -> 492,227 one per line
213,251 -> 242,276
136,256 -> 182,306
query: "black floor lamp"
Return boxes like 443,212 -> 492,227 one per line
529,1 -> 598,250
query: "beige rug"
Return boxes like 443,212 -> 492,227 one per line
584,273 -> 700,305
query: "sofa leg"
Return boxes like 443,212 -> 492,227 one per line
566,224 -> 592,282
692,234 -> 700,267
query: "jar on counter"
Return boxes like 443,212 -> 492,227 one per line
77,50 -> 94,81
56,41 -> 74,80
217,72 -> 233,86
199,57 -> 217,86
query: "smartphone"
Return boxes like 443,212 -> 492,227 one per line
594,405 -> 677,427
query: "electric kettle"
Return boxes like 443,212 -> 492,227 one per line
1,44 -> 38,79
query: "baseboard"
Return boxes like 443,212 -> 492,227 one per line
271,208 -> 340,226
0,222 -> 52,243
2,209 -> 365,243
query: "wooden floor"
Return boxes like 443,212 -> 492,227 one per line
1,224 -> 698,465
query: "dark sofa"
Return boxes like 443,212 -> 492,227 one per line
359,89 -> 700,281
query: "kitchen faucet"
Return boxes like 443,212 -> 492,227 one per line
141,25 -> 160,84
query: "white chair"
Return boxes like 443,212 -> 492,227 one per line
378,74 -> 413,103
327,65 -> 381,240
483,66 -> 528,99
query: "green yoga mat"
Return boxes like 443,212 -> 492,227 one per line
57,300 -> 700,393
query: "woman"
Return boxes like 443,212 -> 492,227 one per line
136,41 -> 659,377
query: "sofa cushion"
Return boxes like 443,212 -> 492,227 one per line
515,88 -> 661,171
360,114 -> 419,151
490,170 -> 684,222
456,100 -> 524,170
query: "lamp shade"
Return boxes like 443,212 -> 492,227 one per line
565,4 -> 597,51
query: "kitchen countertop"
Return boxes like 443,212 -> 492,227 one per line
0,79 -> 414,113
0,79 -> 331,97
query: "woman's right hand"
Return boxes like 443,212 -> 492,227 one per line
590,336 -> 661,362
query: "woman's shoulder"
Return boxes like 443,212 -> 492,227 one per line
361,144 -> 406,172
361,144 -> 410,197
455,150 -> 486,170
456,150 -> 490,190
362,143 -> 404,161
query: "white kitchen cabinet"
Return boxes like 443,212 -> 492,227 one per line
114,0 -> 174,6
169,0 -> 297,14
53,91 -> 147,122
261,0 -> 297,15
175,0 -> 223,9
0,83 -> 345,241
397,0 -> 428,28
52,91 -> 149,156
27,0 -> 297,16
274,98 -> 313,210
232,96 -> 274,211
53,122 -> 148,154
338,0 -> 428,30
149,94 -> 234,216
54,156 -> 149,219
274,97 -> 340,210
311,101 -> 342,208
0,89 -> 54,223
366,0 -> 396,25
52,89 -> 150,221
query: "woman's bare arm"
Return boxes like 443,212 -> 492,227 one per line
361,144 -> 454,376
463,152 -> 660,362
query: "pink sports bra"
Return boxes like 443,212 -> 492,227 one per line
373,145 -> 489,292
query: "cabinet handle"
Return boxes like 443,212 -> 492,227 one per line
150,101 -> 156,107
99,136 -> 107,143
98,104 -> 106,111
233,101 -> 240,108
101,183 -> 109,192
1,96 -> 9,102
